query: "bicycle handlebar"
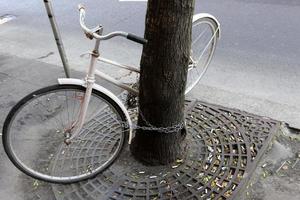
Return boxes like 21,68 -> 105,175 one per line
78,4 -> 147,45
127,33 -> 148,45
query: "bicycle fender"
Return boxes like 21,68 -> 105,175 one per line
193,13 -> 221,39
58,78 -> 134,144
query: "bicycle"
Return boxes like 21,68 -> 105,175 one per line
2,4 -> 220,184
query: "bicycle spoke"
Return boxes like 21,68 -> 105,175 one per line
192,26 -> 209,46
195,28 -> 218,64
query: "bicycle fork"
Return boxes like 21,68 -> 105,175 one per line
65,35 -> 102,144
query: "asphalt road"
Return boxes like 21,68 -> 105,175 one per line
1,0 -> 300,127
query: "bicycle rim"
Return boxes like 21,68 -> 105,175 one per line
185,17 -> 218,94
2,84 -> 127,183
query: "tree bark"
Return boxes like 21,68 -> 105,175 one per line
130,0 -> 195,165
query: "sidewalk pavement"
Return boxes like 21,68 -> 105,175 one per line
0,54 -> 299,200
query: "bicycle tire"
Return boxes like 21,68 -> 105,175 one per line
185,16 -> 219,94
2,84 -> 128,184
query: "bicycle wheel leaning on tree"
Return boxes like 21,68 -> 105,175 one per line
2,84 -> 128,184
185,14 -> 219,94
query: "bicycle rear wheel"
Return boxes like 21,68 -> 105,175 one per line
2,84 -> 128,184
185,15 -> 219,94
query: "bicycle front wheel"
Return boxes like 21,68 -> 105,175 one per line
185,15 -> 219,94
2,84 -> 128,184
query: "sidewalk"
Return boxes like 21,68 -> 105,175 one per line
0,54 -> 64,200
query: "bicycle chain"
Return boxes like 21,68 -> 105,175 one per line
116,105 -> 185,134
135,109 -> 185,133
122,82 -> 185,133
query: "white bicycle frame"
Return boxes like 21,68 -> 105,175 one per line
60,34 -> 137,144
60,4 -> 221,145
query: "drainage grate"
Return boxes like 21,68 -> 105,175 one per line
51,99 -> 279,200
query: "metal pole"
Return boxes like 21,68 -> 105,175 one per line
43,0 -> 71,78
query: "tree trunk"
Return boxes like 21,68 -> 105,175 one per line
130,0 -> 195,165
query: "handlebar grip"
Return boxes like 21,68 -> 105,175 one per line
127,33 -> 147,45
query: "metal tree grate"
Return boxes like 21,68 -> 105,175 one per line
52,99 -> 279,200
